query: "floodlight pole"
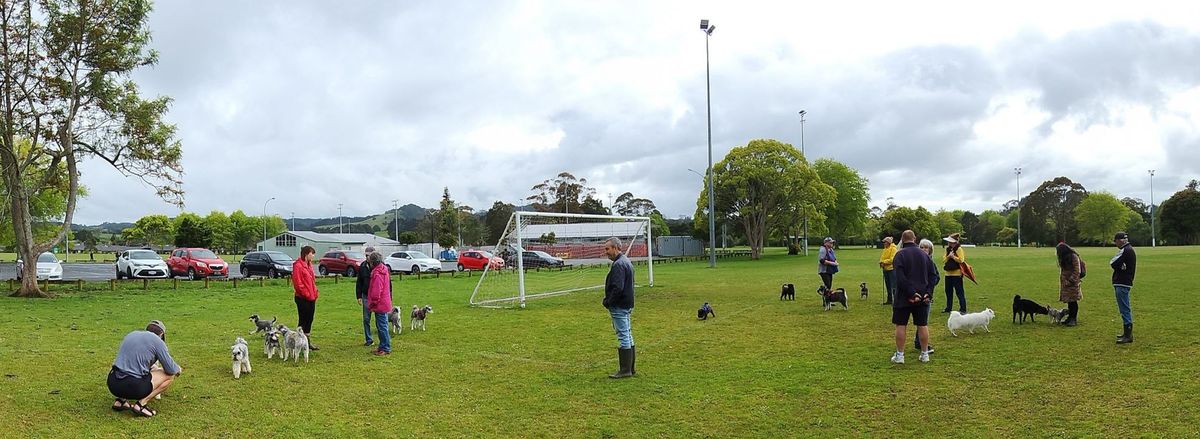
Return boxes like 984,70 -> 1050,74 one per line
1149,169 -> 1156,247
338,203 -> 344,234
262,197 -> 275,250
392,199 -> 400,242
701,19 -> 717,268
1014,167 -> 1022,248
800,110 -> 808,256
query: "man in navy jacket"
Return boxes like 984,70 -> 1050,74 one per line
603,237 -> 636,378
891,230 -> 938,364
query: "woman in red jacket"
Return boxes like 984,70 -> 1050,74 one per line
292,245 -> 320,350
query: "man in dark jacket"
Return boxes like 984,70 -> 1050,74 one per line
356,247 -> 377,346
891,230 -> 937,364
602,237 -> 636,379
1110,232 -> 1137,344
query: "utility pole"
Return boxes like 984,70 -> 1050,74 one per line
392,200 -> 400,241
338,203 -> 344,234
799,110 -> 808,256
1014,167 -> 1022,248
1149,170 -> 1156,247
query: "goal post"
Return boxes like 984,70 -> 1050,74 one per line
469,211 -> 654,308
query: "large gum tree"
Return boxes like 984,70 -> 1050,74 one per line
1,0 -> 182,297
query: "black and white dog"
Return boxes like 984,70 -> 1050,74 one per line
780,284 -> 796,301
859,282 -> 869,300
263,327 -> 282,359
697,302 -> 716,320
1012,295 -> 1049,324
817,286 -> 849,311
410,305 -> 433,331
249,314 -> 276,335
387,306 -> 404,335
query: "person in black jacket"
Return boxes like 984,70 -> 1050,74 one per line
356,247 -> 377,346
1110,232 -> 1137,344
891,230 -> 938,364
602,237 -> 636,379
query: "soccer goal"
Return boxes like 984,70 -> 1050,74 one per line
469,211 -> 654,308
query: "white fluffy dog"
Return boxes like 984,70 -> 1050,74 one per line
231,337 -> 252,378
947,308 -> 995,336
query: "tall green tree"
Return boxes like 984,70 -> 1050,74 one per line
2,0 -> 183,297
1074,192 -> 1133,244
483,201 -> 515,245
126,215 -> 173,248
1020,177 -> 1088,245
813,159 -> 870,242
527,172 -> 595,214
876,206 -> 940,243
695,139 -> 834,259
1158,181 -> 1200,245
205,211 -> 234,253
613,192 -> 657,217
974,210 -> 1006,244
457,205 -> 484,247
174,215 -> 211,248
437,188 -> 459,249
648,210 -> 670,238
229,210 -> 258,252
933,209 -> 961,241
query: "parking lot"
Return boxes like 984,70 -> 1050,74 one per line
0,261 -> 465,281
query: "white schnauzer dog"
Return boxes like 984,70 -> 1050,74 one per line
263,327 -> 283,359
231,337 -> 252,378
282,326 -> 310,363
410,305 -> 433,331
387,306 -> 404,335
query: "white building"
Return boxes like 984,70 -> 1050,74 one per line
257,231 -> 400,259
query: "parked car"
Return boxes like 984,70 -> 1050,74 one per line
521,250 -> 565,268
115,249 -> 169,279
384,251 -> 441,275
168,248 -> 229,280
239,251 -> 295,278
457,250 -> 505,271
16,252 -> 63,281
318,250 -> 366,277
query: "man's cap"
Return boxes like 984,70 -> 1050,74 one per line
823,237 -> 835,243
1114,232 -> 1129,240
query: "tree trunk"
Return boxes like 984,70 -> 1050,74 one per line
7,186 -> 49,298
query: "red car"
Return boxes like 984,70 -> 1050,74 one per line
457,250 -> 505,271
318,250 -> 366,277
168,248 -> 229,280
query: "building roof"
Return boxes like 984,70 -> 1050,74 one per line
271,231 -> 400,245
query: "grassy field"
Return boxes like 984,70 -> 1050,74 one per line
1,246 -> 1197,437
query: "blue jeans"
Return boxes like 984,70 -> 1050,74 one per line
374,311 -> 391,353
882,270 -> 896,302
608,307 -> 634,349
362,299 -> 374,343
1114,286 -> 1133,325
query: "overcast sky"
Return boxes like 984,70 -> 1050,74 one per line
74,0 -> 1200,224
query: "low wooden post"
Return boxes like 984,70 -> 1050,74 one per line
260,277 -> 265,288
204,278 -> 209,289
110,279 -> 115,291
232,278 -> 238,289
143,279 -> 148,290
78,279 -> 83,291
173,278 -> 178,290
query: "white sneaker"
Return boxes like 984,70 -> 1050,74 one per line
919,352 -> 930,363
890,352 -> 905,364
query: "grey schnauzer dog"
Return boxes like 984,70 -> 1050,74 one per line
387,306 -> 403,335
249,314 -> 276,335
231,337 -> 252,378
264,328 -> 283,359
282,326 -> 310,363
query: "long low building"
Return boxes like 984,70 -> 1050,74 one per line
257,231 -> 400,259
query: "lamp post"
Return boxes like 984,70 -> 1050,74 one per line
392,200 -> 400,242
290,212 -> 295,231
262,197 -> 275,250
1149,169 -> 1156,247
799,110 -> 808,256
338,203 -> 344,234
701,19 -> 717,268
1014,167 -> 1022,248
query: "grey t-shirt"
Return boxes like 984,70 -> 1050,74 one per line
112,330 -> 181,378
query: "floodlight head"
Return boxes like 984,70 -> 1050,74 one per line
799,110 -> 807,116
707,24 -> 716,35
700,19 -> 709,30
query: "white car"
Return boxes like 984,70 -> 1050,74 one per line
384,251 -> 442,275
16,252 -> 64,281
116,249 -> 170,279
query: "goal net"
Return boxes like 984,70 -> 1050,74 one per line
469,211 -> 654,308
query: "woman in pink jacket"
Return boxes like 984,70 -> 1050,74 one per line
366,251 -> 393,355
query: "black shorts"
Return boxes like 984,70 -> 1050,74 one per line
892,304 -> 931,326
107,367 -> 152,401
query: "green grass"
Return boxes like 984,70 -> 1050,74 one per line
2,246 -> 1198,437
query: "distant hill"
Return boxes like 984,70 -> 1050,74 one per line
73,222 -> 133,234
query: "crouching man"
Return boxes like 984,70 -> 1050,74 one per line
107,320 -> 182,417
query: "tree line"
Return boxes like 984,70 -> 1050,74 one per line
107,211 -> 286,254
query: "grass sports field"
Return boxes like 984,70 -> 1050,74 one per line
1,246 -> 1197,437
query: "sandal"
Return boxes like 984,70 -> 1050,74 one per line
131,402 -> 157,417
111,399 -> 130,411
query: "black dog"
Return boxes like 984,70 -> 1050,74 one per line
1012,295 -> 1049,324
817,286 -> 849,311
697,302 -> 716,320
780,284 -> 795,301
859,282 -> 869,299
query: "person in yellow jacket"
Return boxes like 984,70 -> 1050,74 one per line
878,236 -> 898,305
941,232 -> 967,313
